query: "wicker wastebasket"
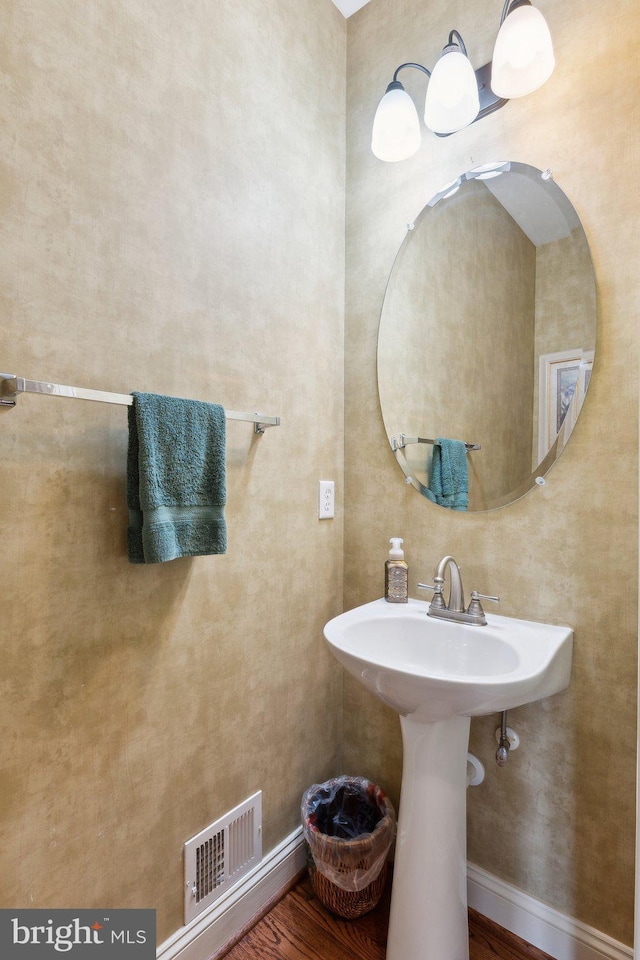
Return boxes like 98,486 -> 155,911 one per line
301,776 -> 396,919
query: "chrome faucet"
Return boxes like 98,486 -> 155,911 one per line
418,555 -> 499,626
434,555 -> 465,614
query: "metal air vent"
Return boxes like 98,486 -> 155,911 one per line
184,791 -> 262,924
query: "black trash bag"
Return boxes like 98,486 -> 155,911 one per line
311,780 -> 382,839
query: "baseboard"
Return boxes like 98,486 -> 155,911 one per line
467,862 -> 633,960
156,832 -> 631,960
156,827 -> 306,960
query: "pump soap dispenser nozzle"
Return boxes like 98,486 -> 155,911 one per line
389,537 -> 404,558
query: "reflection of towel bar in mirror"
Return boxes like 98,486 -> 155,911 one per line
0,373 -> 280,435
390,434 -> 481,452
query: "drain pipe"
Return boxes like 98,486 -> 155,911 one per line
496,710 -> 510,766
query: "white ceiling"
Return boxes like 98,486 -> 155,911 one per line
330,0 -> 372,17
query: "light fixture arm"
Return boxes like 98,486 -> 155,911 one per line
392,62 -> 431,83
389,30 -> 468,85
447,30 -> 468,55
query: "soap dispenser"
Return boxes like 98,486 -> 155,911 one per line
385,538 -> 408,603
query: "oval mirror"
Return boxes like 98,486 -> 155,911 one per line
377,161 -> 597,511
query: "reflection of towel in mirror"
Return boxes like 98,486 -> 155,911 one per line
127,392 -> 227,563
426,438 -> 468,511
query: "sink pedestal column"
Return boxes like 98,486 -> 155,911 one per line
386,713 -> 471,960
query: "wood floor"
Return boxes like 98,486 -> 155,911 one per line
221,873 -> 554,960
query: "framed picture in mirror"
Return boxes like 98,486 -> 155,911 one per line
538,349 -> 593,460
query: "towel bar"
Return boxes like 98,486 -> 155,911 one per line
391,433 -> 480,452
0,373 -> 280,434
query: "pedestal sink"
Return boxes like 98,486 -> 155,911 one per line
323,597 -> 572,960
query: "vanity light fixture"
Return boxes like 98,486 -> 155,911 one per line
371,0 -> 555,162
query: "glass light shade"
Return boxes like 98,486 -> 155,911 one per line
371,86 -> 422,162
491,4 -> 555,99
424,48 -> 480,134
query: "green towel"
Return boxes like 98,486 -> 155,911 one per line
127,392 -> 227,563
426,438 -> 469,511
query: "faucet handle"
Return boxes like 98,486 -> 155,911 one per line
417,580 -> 446,610
467,590 -> 500,620
471,591 -> 500,603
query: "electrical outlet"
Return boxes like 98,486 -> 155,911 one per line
318,480 -> 335,519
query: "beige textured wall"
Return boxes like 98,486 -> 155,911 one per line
0,0 -> 345,943
536,228 -> 597,359
345,0 -> 638,945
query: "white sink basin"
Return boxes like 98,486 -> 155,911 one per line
324,597 -> 573,723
